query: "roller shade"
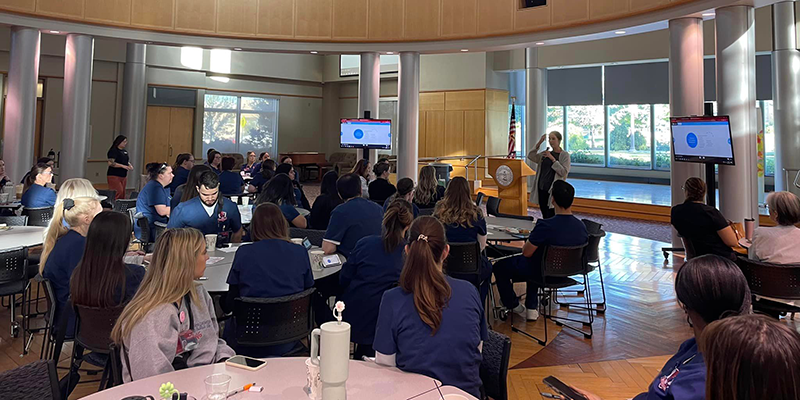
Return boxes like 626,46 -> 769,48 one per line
703,54 -> 772,101
604,62 -> 669,105
547,66 -> 602,106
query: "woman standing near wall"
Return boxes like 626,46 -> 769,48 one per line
528,131 -> 570,219
107,135 -> 133,200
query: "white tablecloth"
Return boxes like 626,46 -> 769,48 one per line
0,226 -> 46,251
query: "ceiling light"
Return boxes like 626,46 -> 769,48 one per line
386,52 -> 394,55
180,47 -> 203,70
210,76 -> 230,83
310,51 -> 318,54
536,42 -> 545,46
460,49 -> 469,52
702,13 -> 715,17
210,49 -> 231,74
49,30 -> 60,34
615,30 -> 626,35
233,48 -> 242,51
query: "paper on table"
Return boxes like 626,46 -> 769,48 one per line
216,246 -> 239,253
206,256 -> 225,265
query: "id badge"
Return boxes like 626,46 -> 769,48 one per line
176,329 -> 202,355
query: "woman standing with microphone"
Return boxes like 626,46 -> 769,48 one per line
528,131 -> 570,219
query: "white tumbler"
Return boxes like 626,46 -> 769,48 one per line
310,321 -> 351,400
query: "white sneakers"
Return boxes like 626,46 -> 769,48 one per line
511,304 -> 540,321
527,309 -> 540,321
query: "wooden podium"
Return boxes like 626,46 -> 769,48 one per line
488,158 -> 535,216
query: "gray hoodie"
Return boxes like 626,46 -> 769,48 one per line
121,285 -> 235,382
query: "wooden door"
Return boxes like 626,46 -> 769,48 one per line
424,111 -> 445,158
168,107 -> 194,159
144,106 -> 171,170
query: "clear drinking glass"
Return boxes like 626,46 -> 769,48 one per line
204,373 -> 231,400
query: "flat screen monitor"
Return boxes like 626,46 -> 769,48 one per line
340,119 -> 392,149
670,116 -> 735,165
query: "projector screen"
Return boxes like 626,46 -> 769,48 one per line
670,116 -> 735,165
340,119 -> 392,149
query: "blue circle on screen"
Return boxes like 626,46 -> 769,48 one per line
354,129 -> 364,140
728,138 -> 732,145
686,133 -> 698,148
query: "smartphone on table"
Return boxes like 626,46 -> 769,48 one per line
543,376 -> 588,400
225,355 -> 268,371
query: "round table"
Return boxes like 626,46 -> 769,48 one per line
200,243 -> 345,293
81,357 -> 442,400
414,385 -> 478,399
0,226 -> 45,251
485,216 -> 536,242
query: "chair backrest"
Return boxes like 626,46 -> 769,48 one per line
97,190 -> 117,203
129,191 -> 139,199
23,207 -> 54,227
135,214 -> 151,243
109,343 -> 123,388
486,196 -> 502,217
541,243 -> 588,278
480,330 -> 512,400
581,218 -> 603,236
113,199 -> 137,215
233,288 -> 315,347
153,221 -> 168,242
418,208 -> 435,216
585,231 -> 605,265
680,236 -> 697,260
289,228 -> 326,247
443,242 -> 482,287
0,215 -> 28,226
0,360 -> 60,400
0,247 -> 28,285
475,192 -> 485,207
735,257 -> 800,300
73,304 -> 126,354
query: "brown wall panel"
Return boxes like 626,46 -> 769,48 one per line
36,0 -> 83,17
476,0 -> 513,35
418,111 -> 427,157
441,0 -> 476,37
296,0 -> 332,38
175,0 -> 216,32
444,110 -> 465,157
404,0 -> 440,40
131,0 -> 174,28
257,0 -> 295,37
630,0 -> 670,12
0,0 -> 35,12
425,111 -> 445,157
514,3 -> 550,30
217,0 -> 257,35
551,0 -> 589,25
420,92 -> 445,111
368,0 -> 403,39
464,110 -> 485,172
145,106 -> 172,166
445,90 -> 485,111
485,89 -> 509,112
333,0 -> 368,39
169,107 -> 195,155
589,0 -> 630,19
85,0 -> 131,24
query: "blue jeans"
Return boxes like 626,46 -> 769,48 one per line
492,255 -> 541,309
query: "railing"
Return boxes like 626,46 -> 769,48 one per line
386,154 -> 527,181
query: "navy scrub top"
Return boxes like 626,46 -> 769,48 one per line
278,203 -> 304,227
374,276 -> 488,398
323,197 -> 384,258
633,338 -> 706,400
218,171 -> 244,195
168,196 -> 242,239
443,216 -> 492,282
21,184 -> 57,208
338,235 -> 405,345
134,180 -> 171,240
168,166 -> 190,195
42,230 -> 86,336
249,173 -> 269,193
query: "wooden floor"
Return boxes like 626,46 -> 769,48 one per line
1,231 -> 797,399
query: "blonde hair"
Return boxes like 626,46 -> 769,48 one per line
434,177 -> 481,228
112,228 -> 205,345
766,191 -> 800,226
39,196 -> 101,272
416,166 -> 439,206
56,178 -> 99,205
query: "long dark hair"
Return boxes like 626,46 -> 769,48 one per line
256,173 -> 296,206
260,159 -> 277,181
181,165 -> 214,203
701,314 -> 800,400
674,255 -> 751,325
400,216 -> 451,334
434,176 -> 480,227
251,203 -> 289,242
383,199 -> 414,253
173,153 -> 193,171
351,159 -> 370,179
24,163 -> 51,191
70,211 -> 132,308
109,135 -> 127,152
320,171 -> 341,201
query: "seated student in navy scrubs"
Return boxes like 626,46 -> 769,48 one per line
21,163 -> 57,208
433,176 -> 491,301
172,164 -> 213,210
322,173 -> 384,258
374,217 -> 488,398
255,173 -> 307,229
206,149 -> 222,175
168,153 -> 194,196
19,157 -> 54,185
276,163 -> 310,210
241,151 -> 258,177
382,178 -> 420,218
368,162 -> 396,205
248,159 -> 276,194
574,255 -> 753,400
222,203 -> 314,357
492,180 -> 588,321
309,171 -> 343,230
218,156 -> 244,195
168,171 -> 243,244
41,197 -> 103,337
134,163 -> 173,240
339,200 -> 414,360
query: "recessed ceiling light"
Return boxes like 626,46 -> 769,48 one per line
460,49 -> 469,52
386,52 -> 394,55
615,30 -> 626,35
233,48 -> 242,51
310,51 -> 318,54
702,12 -> 715,17
49,30 -> 60,34
536,42 -> 545,46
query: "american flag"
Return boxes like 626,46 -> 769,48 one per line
507,106 -> 516,159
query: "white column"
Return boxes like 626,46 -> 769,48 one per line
2,27 -> 40,183
525,48 -> 547,188
61,34 -> 94,181
358,52 -> 380,166
772,1 -> 800,197
669,18 -> 706,247
397,52 -> 420,182
120,43 -> 147,190
716,6 -> 759,223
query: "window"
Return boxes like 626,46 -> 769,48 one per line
762,100 -> 775,177
608,104 -> 652,169
654,104 -> 671,170
546,106 -> 564,142
203,93 -> 278,158
566,105 -> 605,166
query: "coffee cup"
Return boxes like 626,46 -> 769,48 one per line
205,234 -> 218,251
291,238 -> 304,245
305,358 -> 321,400
310,249 -> 324,269
231,196 -> 239,204
0,193 -> 8,204
242,196 -> 250,206
744,218 -> 755,241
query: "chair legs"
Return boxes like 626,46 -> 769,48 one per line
555,263 -> 607,313
547,278 -> 594,340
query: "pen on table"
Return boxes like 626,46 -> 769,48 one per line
227,383 -> 255,398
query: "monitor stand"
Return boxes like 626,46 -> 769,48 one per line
705,162 -> 716,208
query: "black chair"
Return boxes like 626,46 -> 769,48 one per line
36,275 -> 59,361
680,236 -> 697,261
23,207 -> 54,227
133,213 -> 154,252
113,199 -> 137,215
443,242 -> 482,290
0,360 -> 60,400
486,196 -> 534,221
153,221 -> 168,243
289,228 -> 326,247
64,304 -> 126,396
0,247 -> 29,344
129,191 -> 139,199
233,288 -> 315,354
0,215 -> 28,226
97,189 -> 117,203
480,330 -> 511,400
556,220 -> 607,313
735,257 -> 800,319
418,208 -> 435,216
109,343 -> 124,387
475,192 -> 485,207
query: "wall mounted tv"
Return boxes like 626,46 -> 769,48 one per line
670,115 -> 735,165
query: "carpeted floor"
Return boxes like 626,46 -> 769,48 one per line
300,182 -> 673,244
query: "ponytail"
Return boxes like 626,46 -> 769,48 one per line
399,216 -> 451,334
382,199 -> 414,253
24,163 -> 50,192
40,197 -> 100,273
